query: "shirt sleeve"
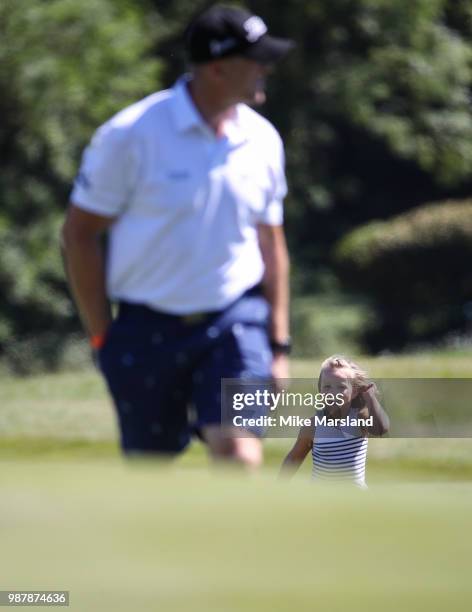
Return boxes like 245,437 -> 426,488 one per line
257,133 -> 287,226
70,120 -> 138,217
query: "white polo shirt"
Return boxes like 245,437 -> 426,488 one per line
70,76 -> 287,314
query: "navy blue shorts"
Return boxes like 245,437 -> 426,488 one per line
98,287 -> 272,455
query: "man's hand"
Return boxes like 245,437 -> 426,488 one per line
272,353 -> 290,391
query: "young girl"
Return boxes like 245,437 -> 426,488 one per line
280,355 -> 389,487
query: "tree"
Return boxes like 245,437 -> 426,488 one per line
150,1 -> 472,294
3,0 -> 472,368
0,0 -> 161,371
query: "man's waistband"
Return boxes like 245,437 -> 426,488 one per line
118,284 -> 264,325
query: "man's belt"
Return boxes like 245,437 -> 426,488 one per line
118,283 -> 263,325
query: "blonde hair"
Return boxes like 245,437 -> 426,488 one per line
317,355 -> 378,428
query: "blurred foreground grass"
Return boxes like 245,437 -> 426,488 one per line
1,354 -> 472,610
1,463 -> 472,611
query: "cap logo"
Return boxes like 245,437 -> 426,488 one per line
210,37 -> 238,56
243,16 -> 267,43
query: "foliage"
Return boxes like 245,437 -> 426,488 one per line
334,200 -> 472,351
246,0 -> 472,285
3,0 -> 472,369
291,295 -> 369,358
0,0 -> 162,372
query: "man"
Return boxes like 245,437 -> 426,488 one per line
62,4 -> 294,468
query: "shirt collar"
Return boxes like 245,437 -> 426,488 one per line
171,75 -> 206,133
224,105 -> 248,146
171,75 -> 248,146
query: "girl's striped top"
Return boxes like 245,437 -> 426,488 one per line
312,407 -> 368,487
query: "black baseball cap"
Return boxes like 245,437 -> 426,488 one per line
185,5 -> 295,64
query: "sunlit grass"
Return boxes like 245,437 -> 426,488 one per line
1,354 -> 472,610
1,463 -> 472,611
1,354 -> 471,480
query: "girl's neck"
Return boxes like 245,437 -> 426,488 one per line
327,403 -> 352,419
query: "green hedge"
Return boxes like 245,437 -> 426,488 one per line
333,200 -> 472,351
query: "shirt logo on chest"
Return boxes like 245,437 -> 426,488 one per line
166,170 -> 191,180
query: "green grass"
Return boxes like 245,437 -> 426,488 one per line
1,463 -> 472,611
0,353 -> 472,488
1,354 -> 472,476
292,352 -> 472,377
1,354 -> 472,610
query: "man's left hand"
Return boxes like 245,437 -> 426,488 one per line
272,353 -> 290,390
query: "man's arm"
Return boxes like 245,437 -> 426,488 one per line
257,224 -> 290,381
61,205 -> 115,341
